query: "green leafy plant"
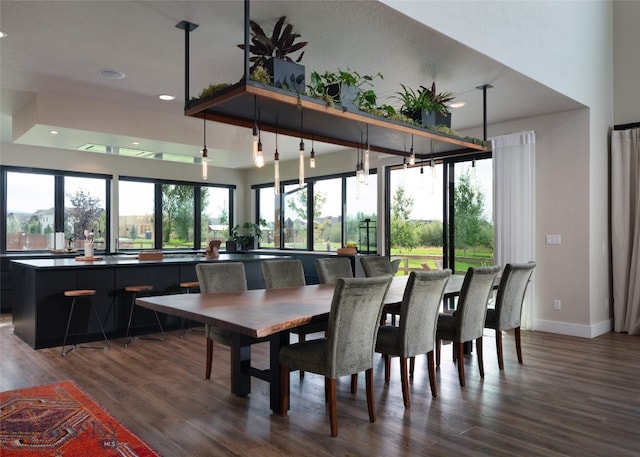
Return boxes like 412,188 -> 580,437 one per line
250,65 -> 271,84
190,82 -> 232,103
307,69 -> 382,110
237,16 -> 308,70
230,219 -> 267,249
393,81 -> 455,118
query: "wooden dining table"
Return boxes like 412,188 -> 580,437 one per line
135,274 -> 466,414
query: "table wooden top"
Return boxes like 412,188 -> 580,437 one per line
136,274 -> 465,339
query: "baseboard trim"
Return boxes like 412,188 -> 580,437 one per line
533,318 -> 613,338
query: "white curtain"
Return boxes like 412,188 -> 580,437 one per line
492,131 -> 536,329
610,127 -> 640,335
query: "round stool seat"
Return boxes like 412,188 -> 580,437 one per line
125,285 -> 153,293
179,281 -> 199,289
64,289 -> 96,297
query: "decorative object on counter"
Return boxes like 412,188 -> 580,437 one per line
336,241 -> 358,256
67,236 -> 75,252
237,16 -> 308,92
205,239 -> 222,258
75,256 -> 104,261
138,250 -> 163,260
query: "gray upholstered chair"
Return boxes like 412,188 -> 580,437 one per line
484,261 -> 536,369
279,276 -> 393,437
262,259 -> 326,379
315,257 -> 353,284
375,269 -> 451,408
360,255 -> 395,277
436,265 -> 500,386
195,262 -> 265,380
360,255 -> 399,325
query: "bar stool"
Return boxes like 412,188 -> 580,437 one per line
61,289 -> 110,357
179,281 -> 202,337
124,285 -> 165,346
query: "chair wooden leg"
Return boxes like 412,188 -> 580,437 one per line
280,363 -> 290,417
496,329 -> 504,370
384,354 -> 391,383
205,337 -> 213,379
409,356 -> 416,378
365,368 -> 375,423
477,337 -> 484,379
515,326 -> 523,364
436,339 -> 441,367
456,342 -> 465,386
328,378 -> 338,437
350,373 -> 358,394
299,333 -> 306,379
427,351 -> 437,398
400,356 -> 410,409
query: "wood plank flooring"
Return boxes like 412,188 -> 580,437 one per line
1,313 -> 639,456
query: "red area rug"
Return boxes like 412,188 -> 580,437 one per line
1,380 -> 160,456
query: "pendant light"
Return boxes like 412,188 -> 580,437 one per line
298,111 -> 305,187
430,141 -> 436,195
201,115 -> 208,180
471,154 -> 477,188
309,138 -> 316,169
274,124 -> 280,195
252,97 -> 258,165
409,134 -> 416,165
364,125 -> 370,184
254,107 -> 264,168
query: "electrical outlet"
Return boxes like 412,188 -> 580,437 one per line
553,299 -> 561,310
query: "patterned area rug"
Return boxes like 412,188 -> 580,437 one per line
1,380 -> 160,456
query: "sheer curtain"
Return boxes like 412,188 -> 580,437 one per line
492,131 -> 536,329
610,126 -> 640,335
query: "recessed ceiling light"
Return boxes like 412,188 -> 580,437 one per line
449,102 -> 466,109
158,94 -> 176,101
50,130 -> 59,135
98,69 -> 126,80
0,31 -> 7,38
132,141 -> 140,145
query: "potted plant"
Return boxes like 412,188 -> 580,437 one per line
393,81 -> 455,128
229,219 -> 266,251
237,16 -> 308,93
307,69 -> 382,111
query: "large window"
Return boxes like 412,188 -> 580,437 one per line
162,184 -> 195,249
65,176 -> 107,251
255,170 -> 377,251
386,154 -> 493,275
201,187 -> 231,248
5,171 -> 55,251
118,180 -> 155,249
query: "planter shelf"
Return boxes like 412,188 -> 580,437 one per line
185,81 -> 487,161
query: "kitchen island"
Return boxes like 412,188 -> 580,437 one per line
10,253 -> 286,349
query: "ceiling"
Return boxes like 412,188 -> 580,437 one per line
0,0 -> 584,169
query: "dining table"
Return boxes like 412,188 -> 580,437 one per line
135,274 -> 466,414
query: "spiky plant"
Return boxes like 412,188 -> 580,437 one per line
237,16 -> 308,70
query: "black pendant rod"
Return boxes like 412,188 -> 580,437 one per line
244,0 -> 250,83
476,84 -> 493,142
176,20 -> 199,111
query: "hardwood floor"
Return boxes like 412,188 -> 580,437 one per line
2,313 -> 639,456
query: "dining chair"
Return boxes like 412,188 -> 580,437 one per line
262,259 -> 326,379
196,262 -> 267,380
484,261 -> 536,369
436,264 -> 500,387
360,255 -> 399,325
315,257 -> 354,284
279,275 -> 393,437
375,269 -> 451,408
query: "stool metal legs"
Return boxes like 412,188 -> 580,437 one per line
124,291 -> 166,347
61,295 -> 110,357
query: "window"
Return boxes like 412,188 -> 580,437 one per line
255,170 -> 377,251
5,171 -> 55,251
346,175 -> 377,253
313,177 -> 342,251
64,176 -> 107,251
162,184 -> 195,249
119,180 -> 155,250
386,154 -> 493,275
201,187 -> 231,247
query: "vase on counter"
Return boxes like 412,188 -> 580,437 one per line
206,239 -> 222,259
84,242 -> 94,258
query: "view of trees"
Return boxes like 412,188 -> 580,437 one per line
161,184 -> 195,244
66,189 -> 103,241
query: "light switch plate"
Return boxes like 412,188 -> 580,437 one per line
545,234 -> 561,245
